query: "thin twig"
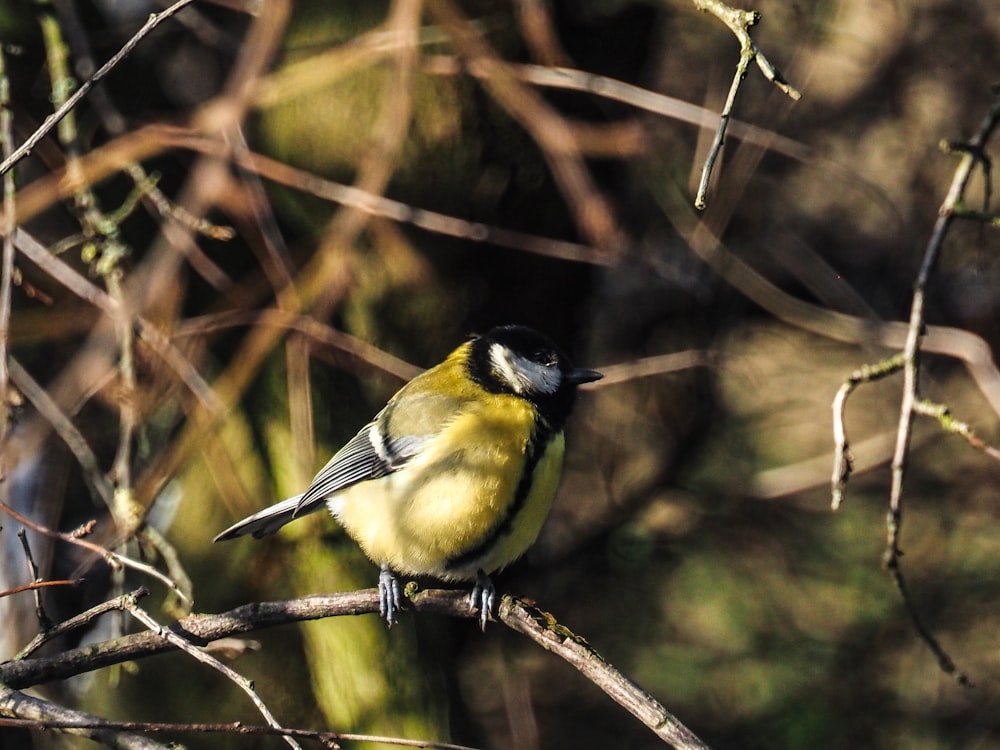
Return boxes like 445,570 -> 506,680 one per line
14,588 -> 148,660
691,0 -> 800,99
0,44 -> 15,452
691,0 -> 800,209
175,308 -> 421,381
912,399 -> 1000,461
0,578 -> 83,600
421,55 -> 810,162
0,500 -> 192,606
830,354 -> 905,510
200,129 -> 617,268
887,564 -> 971,687
0,717 -> 478,750
0,0 -> 198,178
831,92 -> 1000,687
588,350 -> 718,388
696,47 -> 754,209
885,93 -> 1000,623
0,682 -> 172,750
126,602 -> 303,750
16,529 -> 52,629
139,525 -> 194,616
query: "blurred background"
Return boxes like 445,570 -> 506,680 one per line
1,0 -> 1000,748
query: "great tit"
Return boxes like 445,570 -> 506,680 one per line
215,324 -> 602,629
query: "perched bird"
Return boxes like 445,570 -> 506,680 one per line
215,325 -> 601,628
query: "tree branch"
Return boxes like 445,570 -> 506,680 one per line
1,588 -> 710,750
691,0 -> 800,209
0,683 -> 172,750
0,0 -> 197,179
831,90 -> 1000,687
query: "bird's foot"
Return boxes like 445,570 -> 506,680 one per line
470,570 -> 496,631
378,565 -> 404,627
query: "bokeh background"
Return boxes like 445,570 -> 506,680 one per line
2,1 -> 1000,748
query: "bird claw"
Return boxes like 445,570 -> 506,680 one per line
470,570 -> 496,631
378,566 -> 403,627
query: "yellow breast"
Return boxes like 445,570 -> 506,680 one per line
330,394 -> 564,581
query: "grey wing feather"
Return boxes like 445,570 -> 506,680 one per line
215,387 -> 454,542
292,420 -> 431,518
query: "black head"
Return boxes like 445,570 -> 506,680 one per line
467,325 -> 602,430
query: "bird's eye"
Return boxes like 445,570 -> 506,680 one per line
534,351 -> 557,367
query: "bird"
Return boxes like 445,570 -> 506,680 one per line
214,324 -> 602,629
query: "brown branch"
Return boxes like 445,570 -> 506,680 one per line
691,0 -> 800,209
0,0 -> 198,178
830,354 -> 905,510
0,717 -> 479,750
0,44 -> 15,451
0,578 -> 83,599
827,91 -> 1000,687
0,501 -> 190,606
0,683 -> 172,750
1,589 -> 710,749
14,588 -> 147,660
125,601 -> 302,750
16,529 -> 53,628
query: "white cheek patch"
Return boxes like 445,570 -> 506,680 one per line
489,343 -> 562,395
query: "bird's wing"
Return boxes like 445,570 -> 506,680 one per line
293,388 -> 471,517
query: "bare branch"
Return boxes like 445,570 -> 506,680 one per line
0,716 -> 479,750
1,588 -> 710,749
0,682 -> 172,750
0,0 -> 198,178
0,44 -> 15,450
126,602 -> 302,750
831,354 -> 905,510
0,500 -> 191,606
912,399 -> 1000,461
691,0 -> 800,209
0,578 -> 83,600
15,588 -> 148,661
8,357 -> 115,507
827,91 -> 1000,687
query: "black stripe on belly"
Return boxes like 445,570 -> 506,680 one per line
444,420 -> 555,572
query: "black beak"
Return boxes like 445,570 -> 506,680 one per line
567,367 -> 603,385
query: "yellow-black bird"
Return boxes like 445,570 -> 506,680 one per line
215,325 -> 601,628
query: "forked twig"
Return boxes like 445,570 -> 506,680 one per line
0,500 -> 191,606
691,0 -> 800,209
831,91 -> 1000,686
